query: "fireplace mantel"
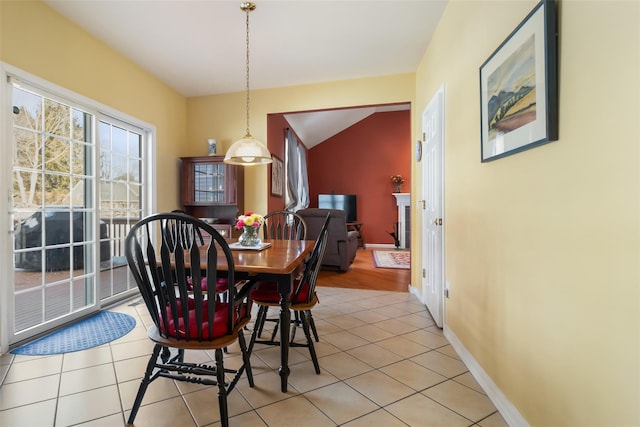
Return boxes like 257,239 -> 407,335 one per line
393,193 -> 410,248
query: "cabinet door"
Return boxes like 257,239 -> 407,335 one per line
193,161 -> 226,203
181,157 -> 237,206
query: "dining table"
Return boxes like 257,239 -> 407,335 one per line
200,238 -> 315,393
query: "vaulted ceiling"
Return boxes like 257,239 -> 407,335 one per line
44,0 -> 445,145
284,103 -> 410,149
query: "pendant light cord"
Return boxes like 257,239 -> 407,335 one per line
224,2 -> 272,165
244,7 -> 251,137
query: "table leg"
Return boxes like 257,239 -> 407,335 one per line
278,276 -> 292,392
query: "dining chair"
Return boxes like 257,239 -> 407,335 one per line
262,210 -> 307,241
248,213 -> 330,374
124,212 -> 255,427
254,210 -> 311,340
171,210 -> 231,298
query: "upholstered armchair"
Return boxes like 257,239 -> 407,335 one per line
297,208 -> 358,271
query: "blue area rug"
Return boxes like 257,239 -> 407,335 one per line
11,311 -> 136,355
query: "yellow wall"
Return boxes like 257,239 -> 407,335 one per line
4,1 -> 639,424
414,1 -> 640,425
187,75 -> 415,214
1,0 -> 415,234
0,0 -> 187,213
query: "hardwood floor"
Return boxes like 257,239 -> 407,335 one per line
317,247 -> 410,292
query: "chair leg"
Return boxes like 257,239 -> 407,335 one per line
299,310 -> 321,375
128,344 -> 162,424
248,305 -> 269,354
256,306 -> 268,338
309,312 -> 320,342
214,348 -> 229,427
269,312 -> 280,342
237,330 -> 254,387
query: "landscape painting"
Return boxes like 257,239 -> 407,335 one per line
487,35 -> 536,141
480,0 -> 558,162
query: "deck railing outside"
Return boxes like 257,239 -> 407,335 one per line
14,217 -> 139,334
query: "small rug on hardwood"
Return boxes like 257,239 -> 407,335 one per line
11,311 -> 136,356
372,250 -> 410,269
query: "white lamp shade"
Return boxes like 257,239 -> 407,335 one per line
223,135 -> 273,165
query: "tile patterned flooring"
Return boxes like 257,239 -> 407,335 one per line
0,286 -> 508,426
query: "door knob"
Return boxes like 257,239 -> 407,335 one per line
433,218 -> 442,226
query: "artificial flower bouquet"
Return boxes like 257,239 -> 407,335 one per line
390,175 -> 405,185
235,212 -> 265,230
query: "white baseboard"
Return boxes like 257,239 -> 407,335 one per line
444,326 -> 530,427
409,284 -> 421,301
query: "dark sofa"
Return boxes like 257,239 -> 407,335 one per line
297,208 -> 358,271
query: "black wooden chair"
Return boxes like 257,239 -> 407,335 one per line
262,210 -> 307,241
124,212 -> 254,427
248,214 -> 330,374
251,210 -> 309,339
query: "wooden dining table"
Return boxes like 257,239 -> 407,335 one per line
201,238 -> 315,392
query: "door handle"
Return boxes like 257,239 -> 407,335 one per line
433,218 -> 442,226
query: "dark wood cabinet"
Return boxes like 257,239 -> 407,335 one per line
202,222 -> 233,239
180,156 -> 243,232
181,156 -> 239,206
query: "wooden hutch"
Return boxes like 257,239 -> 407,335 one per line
180,156 -> 244,238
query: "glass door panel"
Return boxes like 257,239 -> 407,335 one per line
11,85 -> 97,337
194,162 -> 225,202
97,120 -> 142,302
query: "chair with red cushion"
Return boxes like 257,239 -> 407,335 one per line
211,210 -> 306,303
248,213 -> 330,374
125,212 -> 254,427
252,210 -> 308,338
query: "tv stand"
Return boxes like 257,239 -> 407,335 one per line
347,222 -> 365,249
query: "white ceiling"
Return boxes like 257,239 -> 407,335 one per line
44,0 -> 446,147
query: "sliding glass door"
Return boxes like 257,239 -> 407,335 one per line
11,84 -> 99,336
97,119 -> 143,302
5,71 -> 150,346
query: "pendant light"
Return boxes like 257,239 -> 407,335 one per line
224,2 -> 273,166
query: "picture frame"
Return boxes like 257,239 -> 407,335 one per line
480,0 -> 558,162
270,155 -> 283,197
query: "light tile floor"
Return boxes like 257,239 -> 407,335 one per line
0,287 -> 508,426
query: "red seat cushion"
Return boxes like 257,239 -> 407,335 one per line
250,280 -> 311,304
159,300 -> 247,339
214,277 -> 240,292
253,280 -> 277,291
187,277 -> 234,293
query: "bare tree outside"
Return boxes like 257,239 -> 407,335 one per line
13,89 -> 89,215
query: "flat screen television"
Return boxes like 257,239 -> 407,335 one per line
318,194 -> 357,223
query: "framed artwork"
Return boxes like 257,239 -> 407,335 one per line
480,0 -> 558,162
270,155 -> 283,197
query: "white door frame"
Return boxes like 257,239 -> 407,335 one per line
421,85 -> 445,327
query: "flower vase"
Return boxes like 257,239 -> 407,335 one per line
395,184 -> 402,193
238,225 -> 262,246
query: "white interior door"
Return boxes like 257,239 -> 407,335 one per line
421,85 -> 445,327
